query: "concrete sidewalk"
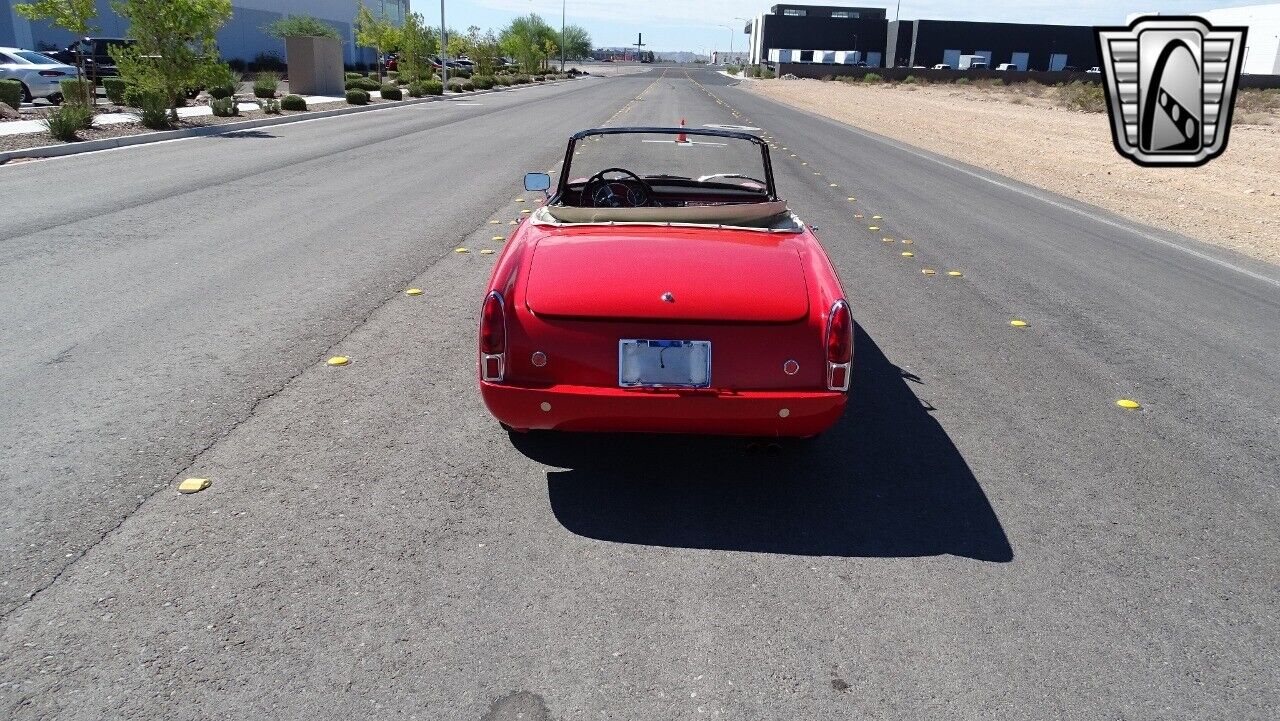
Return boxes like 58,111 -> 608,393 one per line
0,94 -> 346,137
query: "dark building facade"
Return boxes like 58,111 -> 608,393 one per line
747,6 -> 887,65
748,4 -> 1098,71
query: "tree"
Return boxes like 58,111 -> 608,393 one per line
559,25 -> 592,66
500,14 -> 556,74
265,14 -> 341,41
109,0 -> 232,122
354,0 -> 398,81
13,0 -> 98,103
396,12 -> 438,83
467,28 -> 502,76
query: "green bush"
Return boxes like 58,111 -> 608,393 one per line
380,85 -> 402,100
533,75 -> 545,82
281,94 -> 307,111
422,80 -> 443,96
103,77 -> 128,104
345,77 -> 380,91
0,79 -> 23,110
494,75 -> 513,86
387,70 -> 398,79
345,72 -> 363,81
513,74 -> 531,84
210,97 -> 238,117
137,93 -> 171,129
208,84 -> 234,100
345,89 -> 370,105
862,73 -> 884,83
265,14 -> 341,41
447,78 -> 474,92
759,67 -> 776,79
262,98 -> 281,114
407,82 -> 426,98
902,75 -> 917,84
253,71 -> 279,99
1061,80 -> 1105,112
59,78 -> 94,105
449,67 -> 471,79
471,75 -> 495,90
43,103 -> 93,141
955,77 -> 971,85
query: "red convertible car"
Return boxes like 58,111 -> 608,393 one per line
478,127 -> 852,437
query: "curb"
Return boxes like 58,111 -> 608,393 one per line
0,78 -> 582,165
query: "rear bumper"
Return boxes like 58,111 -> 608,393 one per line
481,382 -> 847,437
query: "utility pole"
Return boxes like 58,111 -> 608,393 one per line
560,0 -> 566,71
636,32 -> 645,63
733,16 -> 750,64
440,0 -> 448,85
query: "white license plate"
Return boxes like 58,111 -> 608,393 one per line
618,339 -> 711,388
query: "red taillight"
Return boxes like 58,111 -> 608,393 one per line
825,300 -> 853,391
479,291 -> 506,382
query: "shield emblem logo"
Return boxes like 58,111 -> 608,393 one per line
1095,16 -> 1248,167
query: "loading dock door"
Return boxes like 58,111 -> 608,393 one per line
943,49 -> 961,68
866,51 -> 882,67
974,50 -> 993,67
1010,52 -> 1029,71
1049,53 -> 1068,71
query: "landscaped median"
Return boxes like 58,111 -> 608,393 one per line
0,72 -> 582,164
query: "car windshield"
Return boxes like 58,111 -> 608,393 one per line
13,51 -> 58,64
565,130 -> 772,192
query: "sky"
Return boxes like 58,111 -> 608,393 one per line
419,1 -> 1273,53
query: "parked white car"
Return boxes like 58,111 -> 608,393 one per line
996,63 -> 1020,71
0,47 -> 76,104
932,63 -> 951,70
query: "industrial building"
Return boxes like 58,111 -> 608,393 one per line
1191,4 -> 1280,75
747,4 -> 1096,71
0,0 -> 408,65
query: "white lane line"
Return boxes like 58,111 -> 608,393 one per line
748,95 -> 1280,290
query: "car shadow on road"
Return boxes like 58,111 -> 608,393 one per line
510,326 -> 1013,562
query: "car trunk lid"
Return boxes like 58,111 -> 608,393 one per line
524,230 -> 809,323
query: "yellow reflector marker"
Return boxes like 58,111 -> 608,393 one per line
947,270 -> 963,277
790,154 -> 797,158
520,209 -> 531,214
882,237 -> 894,243
869,226 -> 880,231
801,161 -> 807,165
489,220 -> 500,224
901,239 -> 913,244
854,213 -> 864,218
479,249 -> 495,255
492,235 -> 504,241
514,198 -> 525,202
829,183 -> 838,187
847,197 -> 856,202
178,478 -> 210,494
872,215 -> 883,219
455,247 -> 469,253
902,251 -> 914,257
1116,399 -> 1142,410
327,356 -> 349,366
922,268 -> 936,275
1010,320 -> 1028,328
405,288 -> 423,296
509,220 -> 518,225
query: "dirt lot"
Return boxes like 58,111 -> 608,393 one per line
745,77 -> 1280,266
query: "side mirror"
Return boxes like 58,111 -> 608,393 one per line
524,172 -> 551,193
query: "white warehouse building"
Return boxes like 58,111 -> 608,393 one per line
1196,3 -> 1280,75
1,0 -> 409,66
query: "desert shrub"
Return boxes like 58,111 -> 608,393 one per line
0,79 -> 23,110
102,77 -> 128,104
345,72 -> 363,81
407,82 -> 426,97
210,97 -> 238,117
450,67 -> 471,79
533,75 -> 545,82
42,104 -> 93,140
250,51 -> 286,73
262,98 -> 281,114
862,73 -> 883,83
1061,80 -> 1104,112
137,92 -> 171,129
253,71 -> 279,99
387,70 -> 398,80
725,64 -> 741,75
422,80 -> 444,95
513,74 -> 531,84
380,85 -> 402,100
396,76 -> 409,85
955,77 -> 971,85
759,67 -> 776,79
447,78 -> 473,92
902,75 -> 917,84
59,78 -> 94,105
1236,88 -> 1280,114
208,85 -> 233,100
281,94 -> 307,111
494,75 -> 513,86
345,77 -> 380,91
345,89 -> 370,105
471,75 -> 495,90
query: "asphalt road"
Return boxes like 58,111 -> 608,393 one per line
1,67 -> 1276,719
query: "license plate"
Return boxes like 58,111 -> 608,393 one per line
618,339 -> 711,388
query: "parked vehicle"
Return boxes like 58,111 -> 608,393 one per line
958,54 -> 989,70
1086,66 -> 1101,74
995,63 -> 1020,71
932,63 -> 951,70
0,47 -> 76,103
46,37 -> 134,80
480,127 -> 853,437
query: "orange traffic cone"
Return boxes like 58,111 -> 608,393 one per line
677,118 -> 688,143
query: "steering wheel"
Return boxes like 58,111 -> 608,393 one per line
583,167 -> 654,208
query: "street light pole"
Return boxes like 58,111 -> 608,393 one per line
733,16 -> 750,65
440,0 -> 448,85
560,0 -> 566,72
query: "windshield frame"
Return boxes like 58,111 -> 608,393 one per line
555,127 -> 778,202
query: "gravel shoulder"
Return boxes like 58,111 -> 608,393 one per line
744,78 -> 1280,266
